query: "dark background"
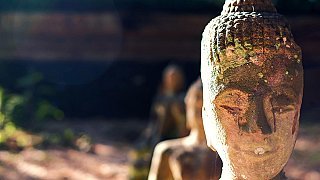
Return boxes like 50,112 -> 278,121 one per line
0,0 -> 319,14
0,0 -> 319,119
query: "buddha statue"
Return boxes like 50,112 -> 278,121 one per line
149,64 -> 188,142
129,65 -> 188,180
201,0 -> 303,179
148,79 -> 222,180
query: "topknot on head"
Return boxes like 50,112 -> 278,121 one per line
200,0 -> 302,69
222,0 -> 277,15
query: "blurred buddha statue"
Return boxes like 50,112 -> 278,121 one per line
148,79 -> 222,180
148,64 -> 188,142
129,65 -> 188,180
201,0 -> 303,179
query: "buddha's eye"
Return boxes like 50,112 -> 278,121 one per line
214,89 -> 249,115
220,105 -> 242,116
271,94 -> 296,114
272,105 -> 295,114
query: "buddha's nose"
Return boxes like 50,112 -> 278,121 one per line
255,97 -> 273,134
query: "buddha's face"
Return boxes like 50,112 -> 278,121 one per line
202,56 -> 303,179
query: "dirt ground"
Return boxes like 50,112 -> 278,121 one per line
0,117 -> 319,180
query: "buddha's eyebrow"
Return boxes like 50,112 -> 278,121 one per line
215,89 -> 250,99
271,86 -> 297,97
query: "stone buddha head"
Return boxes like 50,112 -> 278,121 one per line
201,0 -> 303,179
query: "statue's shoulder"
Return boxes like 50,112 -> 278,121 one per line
154,138 -> 185,155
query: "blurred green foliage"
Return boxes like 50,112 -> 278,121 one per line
0,71 -> 64,150
8,71 -> 64,128
0,70 -> 93,151
41,128 -> 76,147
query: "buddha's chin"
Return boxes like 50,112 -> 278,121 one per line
233,170 -> 280,180
232,162 -> 283,180
228,151 -> 287,179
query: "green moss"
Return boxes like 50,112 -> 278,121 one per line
226,35 -> 233,43
258,72 -> 264,78
243,41 -> 253,50
275,43 -> 281,50
248,51 -> 256,57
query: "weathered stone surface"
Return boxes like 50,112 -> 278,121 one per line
201,0 -> 303,179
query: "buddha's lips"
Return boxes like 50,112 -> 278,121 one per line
231,145 -> 279,158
